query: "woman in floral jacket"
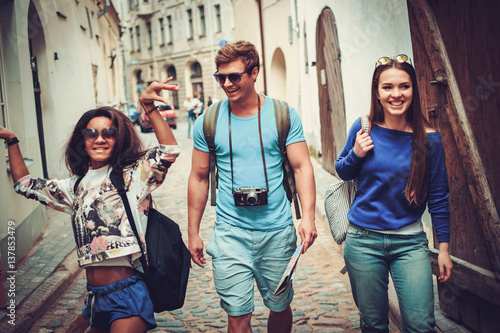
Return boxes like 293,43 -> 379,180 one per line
0,79 -> 180,332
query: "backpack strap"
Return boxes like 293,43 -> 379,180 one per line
110,169 -> 149,272
273,98 -> 301,220
73,176 -> 83,194
203,100 -> 222,206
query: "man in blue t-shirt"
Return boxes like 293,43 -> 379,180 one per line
188,40 -> 317,332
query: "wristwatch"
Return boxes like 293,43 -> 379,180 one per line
5,136 -> 19,148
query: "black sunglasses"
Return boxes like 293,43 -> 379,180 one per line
213,70 -> 250,84
81,127 -> 118,141
375,54 -> 412,67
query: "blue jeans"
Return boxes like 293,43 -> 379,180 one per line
344,223 -> 435,333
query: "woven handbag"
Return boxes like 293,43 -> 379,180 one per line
324,116 -> 370,245
324,178 -> 359,245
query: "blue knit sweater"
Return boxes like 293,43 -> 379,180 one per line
335,118 -> 450,243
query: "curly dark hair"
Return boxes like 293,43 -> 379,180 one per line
65,107 -> 146,176
369,59 -> 430,206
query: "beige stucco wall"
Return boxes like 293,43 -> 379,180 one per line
295,0 -> 413,156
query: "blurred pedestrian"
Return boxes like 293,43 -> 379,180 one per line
183,95 -> 195,138
191,92 -> 203,119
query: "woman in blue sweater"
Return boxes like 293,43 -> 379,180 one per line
335,55 -> 453,333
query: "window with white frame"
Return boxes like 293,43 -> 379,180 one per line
129,27 -> 134,51
215,5 -> 221,33
199,5 -> 206,36
187,9 -> 193,39
147,22 -> 152,49
167,15 -> 173,44
136,25 -> 141,51
159,18 -> 165,45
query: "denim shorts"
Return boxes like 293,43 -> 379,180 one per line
206,220 -> 297,316
82,274 -> 156,331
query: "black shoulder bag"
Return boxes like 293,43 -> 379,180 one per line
110,170 -> 191,312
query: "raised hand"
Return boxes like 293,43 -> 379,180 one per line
139,77 -> 180,109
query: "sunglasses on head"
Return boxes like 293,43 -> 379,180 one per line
81,127 -> 118,141
376,54 -> 412,67
213,70 -> 251,84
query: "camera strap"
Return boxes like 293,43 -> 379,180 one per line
228,93 -> 269,193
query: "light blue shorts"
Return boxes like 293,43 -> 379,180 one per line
206,220 -> 297,316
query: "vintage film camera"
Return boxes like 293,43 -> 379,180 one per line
233,186 -> 268,206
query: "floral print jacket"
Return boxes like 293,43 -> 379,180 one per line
14,145 -> 180,267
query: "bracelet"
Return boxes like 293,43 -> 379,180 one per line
5,136 -> 19,148
145,106 -> 160,115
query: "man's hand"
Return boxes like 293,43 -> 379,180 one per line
298,218 -> 317,254
189,234 -> 206,268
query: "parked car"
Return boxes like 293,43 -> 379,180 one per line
128,104 -> 138,124
137,100 -> 177,132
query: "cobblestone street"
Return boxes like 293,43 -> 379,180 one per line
24,119 -> 391,333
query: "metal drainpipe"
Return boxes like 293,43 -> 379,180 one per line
97,0 -> 110,19
257,0 -> 267,95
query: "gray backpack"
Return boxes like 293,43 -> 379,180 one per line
203,98 -> 301,219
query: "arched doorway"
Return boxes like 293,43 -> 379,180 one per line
269,48 -> 286,101
316,7 -> 346,175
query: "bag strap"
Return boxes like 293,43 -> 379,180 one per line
203,100 -> 222,206
360,115 -> 371,134
73,176 -> 83,194
110,170 -> 149,272
273,98 -> 301,219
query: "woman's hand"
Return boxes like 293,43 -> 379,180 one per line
138,78 -> 179,146
1,126 -> 29,182
0,126 -> 15,141
139,77 -> 180,111
438,242 -> 453,283
353,128 -> 374,158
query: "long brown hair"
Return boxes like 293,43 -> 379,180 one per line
65,107 -> 146,176
369,60 -> 430,206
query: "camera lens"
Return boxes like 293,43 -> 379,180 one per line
246,191 -> 258,206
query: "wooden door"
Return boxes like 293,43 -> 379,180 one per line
316,8 -> 346,175
407,1 -> 500,331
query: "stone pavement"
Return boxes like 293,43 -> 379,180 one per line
1,119 -> 468,333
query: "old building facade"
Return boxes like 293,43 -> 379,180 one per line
119,0 -> 235,115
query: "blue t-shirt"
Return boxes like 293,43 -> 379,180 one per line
335,118 -> 450,242
193,96 -> 305,230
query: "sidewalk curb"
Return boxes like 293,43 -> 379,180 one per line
0,250 -> 82,333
